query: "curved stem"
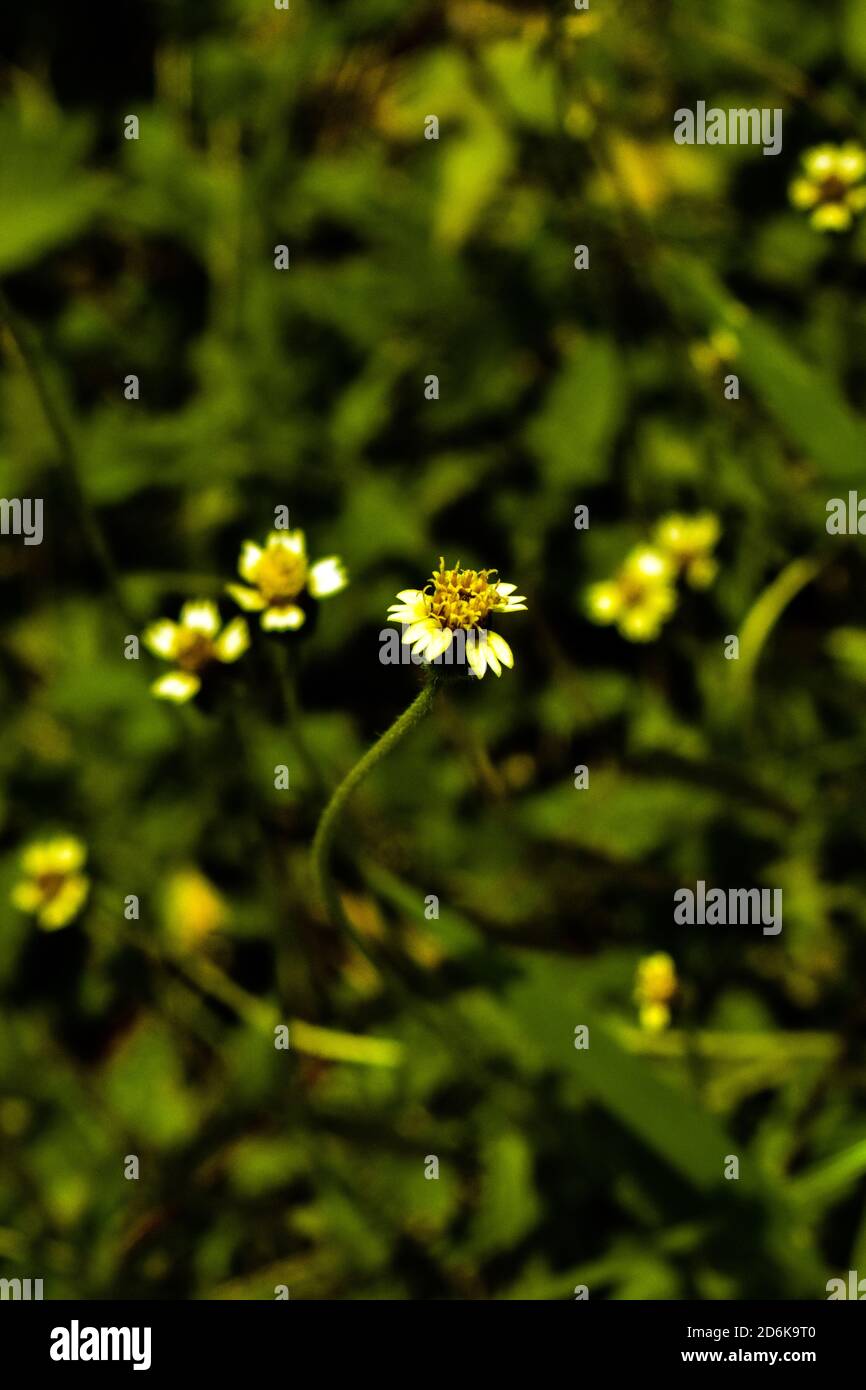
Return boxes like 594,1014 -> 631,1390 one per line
732,556 -> 822,703
312,676 -> 438,935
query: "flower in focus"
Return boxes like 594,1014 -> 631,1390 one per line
388,557 -> 527,679
226,530 -> 347,631
11,836 -> 89,930
143,600 -> 250,703
789,143 -> 866,231
586,545 -> 677,642
653,512 -> 720,589
634,952 -> 678,1033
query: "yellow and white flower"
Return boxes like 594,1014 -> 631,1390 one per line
143,599 -> 250,703
634,952 -> 678,1033
226,530 -> 347,631
11,836 -> 89,930
789,143 -> 866,231
388,557 -> 527,679
653,512 -> 720,589
586,545 -> 677,642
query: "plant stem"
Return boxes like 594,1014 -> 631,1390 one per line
0,287 -> 132,623
270,640 -> 324,791
312,676 -> 438,938
732,555 -> 821,704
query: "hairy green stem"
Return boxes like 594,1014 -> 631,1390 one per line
312,676 -> 439,937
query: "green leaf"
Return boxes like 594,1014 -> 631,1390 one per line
0,110 -> 106,274
519,768 -> 718,861
658,252 -> 866,487
502,951 -> 738,1191
469,1131 -> 540,1255
524,336 -> 624,485
843,0 -> 866,76
101,1021 -> 199,1148
789,1139 -> 866,1209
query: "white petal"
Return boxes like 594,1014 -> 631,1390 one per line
238,542 -> 263,583
388,602 -> 426,623
425,627 -> 454,661
214,617 -> 250,662
180,600 -> 220,637
487,631 -> 514,668
466,637 -> 487,680
261,604 -> 306,631
481,634 -> 501,676
226,583 -> 267,612
143,619 -> 179,659
267,529 -> 306,556
402,620 -> 437,644
308,556 -> 348,598
152,671 -> 201,702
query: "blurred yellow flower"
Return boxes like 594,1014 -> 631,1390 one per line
11,836 -> 89,930
388,557 -> 527,678
634,952 -> 678,1033
653,512 -> 720,589
789,142 -> 866,231
163,867 -> 228,952
689,328 -> 739,375
227,530 -> 347,632
143,600 -> 249,703
586,545 -> 677,642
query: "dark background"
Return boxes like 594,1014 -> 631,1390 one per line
1,0 -> 866,1299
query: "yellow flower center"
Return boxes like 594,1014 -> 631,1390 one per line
620,574 -> 659,605
175,630 -> 216,672
255,549 -> 307,604
425,558 -> 499,630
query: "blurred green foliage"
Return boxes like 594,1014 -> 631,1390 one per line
2,0 -> 866,1300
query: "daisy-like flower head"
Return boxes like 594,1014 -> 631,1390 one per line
586,545 -> 677,643
388,557 -> 527,679
653,511 -> 720,590
227,530 -> 348,631
789,142 -> 866,231
11,835 -> 89,930
143,599 -> 250,703
634,951 -> 678,1033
